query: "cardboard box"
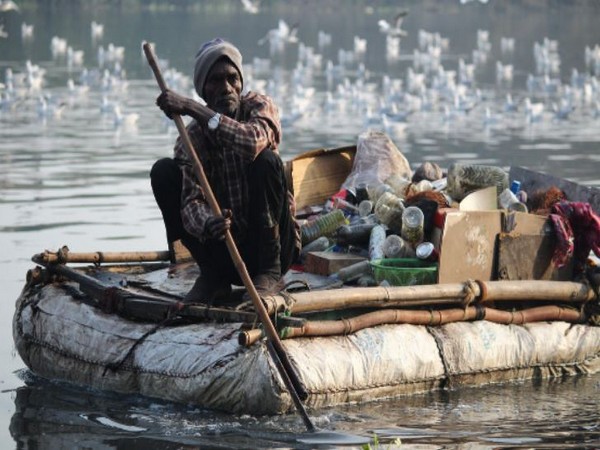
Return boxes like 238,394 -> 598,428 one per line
304,251 -> 367,276
437,209 -> 572,283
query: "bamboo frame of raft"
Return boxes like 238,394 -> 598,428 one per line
261,280 -> 597,315
239,304 -> 586,346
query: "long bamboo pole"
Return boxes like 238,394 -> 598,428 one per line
262,280 -> 597,315
33,249 -> 171,265
279,305 -> 584,340
143,42 -> 314,432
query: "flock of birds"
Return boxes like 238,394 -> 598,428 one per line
1,0 -> 600,141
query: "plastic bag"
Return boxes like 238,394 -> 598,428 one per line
341,130 -> 412,193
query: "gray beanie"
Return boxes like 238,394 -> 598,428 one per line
193,38 -> 244,98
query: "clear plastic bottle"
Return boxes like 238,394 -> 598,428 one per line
300,209 -> 347,245
335,223 -> 377,246
367,183 -> 393,203
369,224 -> 387,260
336,260 -> 372,282
358,199 -> 374,217
374,191 -> 404,233
382,234 -> 415,258
499,188 -> 528,212
401,206 -> 424,245
299,236 -> 330,262
384,174 -> 411,199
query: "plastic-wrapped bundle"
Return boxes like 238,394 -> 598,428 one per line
446,163 -> 509,201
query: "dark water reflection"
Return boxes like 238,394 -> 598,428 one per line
2,0 -> 600,448
9,371 -> 600,449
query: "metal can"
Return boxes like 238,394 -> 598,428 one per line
416,242 -> 439,262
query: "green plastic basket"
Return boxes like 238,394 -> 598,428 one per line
370,258 -> 438,286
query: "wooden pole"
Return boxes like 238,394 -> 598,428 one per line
278,305 -> 585,340
33,249 -> 171,265
262,280 -> 597,315
143,42 -> 315,432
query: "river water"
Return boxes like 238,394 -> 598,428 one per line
1,0 -> 599,448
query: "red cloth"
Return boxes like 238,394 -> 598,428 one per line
549,201 -> 600,270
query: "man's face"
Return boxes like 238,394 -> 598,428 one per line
203,58 -> 242,117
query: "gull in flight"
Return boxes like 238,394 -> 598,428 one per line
378,10 -> 408,38
258,20 -> 298,54
0,0 -> 19,12
240,0 -> 260,14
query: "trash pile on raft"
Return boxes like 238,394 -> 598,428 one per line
293,130 -> 600,287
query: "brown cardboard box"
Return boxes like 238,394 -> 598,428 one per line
437,209 -> 572,283
437,210 -> 502,283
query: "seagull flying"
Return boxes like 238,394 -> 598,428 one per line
0,0 -> 19,12
378,10 -> 408,38
240,0 -> 260,14
257,19 -> 299,54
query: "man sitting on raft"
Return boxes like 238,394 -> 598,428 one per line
150,38 -> 299,304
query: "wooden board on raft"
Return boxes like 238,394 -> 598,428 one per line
285,146 -> 356,210
497,211 -> 574,281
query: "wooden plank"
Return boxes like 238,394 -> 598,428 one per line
497,234 -> 573,281
286,146 -> 356,210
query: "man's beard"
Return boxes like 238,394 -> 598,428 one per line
213,95 -> 240,117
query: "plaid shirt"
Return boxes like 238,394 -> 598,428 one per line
174,92 -> 282,242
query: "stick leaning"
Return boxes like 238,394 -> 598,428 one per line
142,42 -> 315,432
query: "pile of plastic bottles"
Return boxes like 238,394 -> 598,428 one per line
296,162 -> 530,286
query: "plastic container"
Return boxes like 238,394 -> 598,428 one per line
510,180 -> 521,194
374,191 -> 404,233
498,188 -> 528,212
384,174 -> 411,199
358,200 -> 374,217
370,258 -> 438,286
300,209 -> 347,245
333,197 -> 359,214
446,163 -> 509,201
335,223 -> 377,246
336,259 -> 372,282
401,206 -> 424,245
367,183 -> 393,203
369,224 -> 387,261
299,236 -> 330,262
382,234 -> 415,258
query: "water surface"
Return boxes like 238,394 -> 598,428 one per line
1,1 -> 600,448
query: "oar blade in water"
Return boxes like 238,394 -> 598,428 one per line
296,429 -> 372,446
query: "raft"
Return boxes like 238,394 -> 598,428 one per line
13,143 -> 600,415
13,261 -> 600,415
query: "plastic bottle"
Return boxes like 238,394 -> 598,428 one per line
374,191 -> 404,233
401,206 -> 424,245
446,163 -> 509,201
369,224 -> 387,260
498,188 -> 528,212
358,199 -> 374,217
382,234 -> 415,258
299,236 -> 330,262
510,180 -> 521,194
333,197 -> 359,214
301,209 -> 347,245
385,174 -> 411,199
367,183 -> 393,203
336,260 -> 372,283
335,222 -> 378,246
